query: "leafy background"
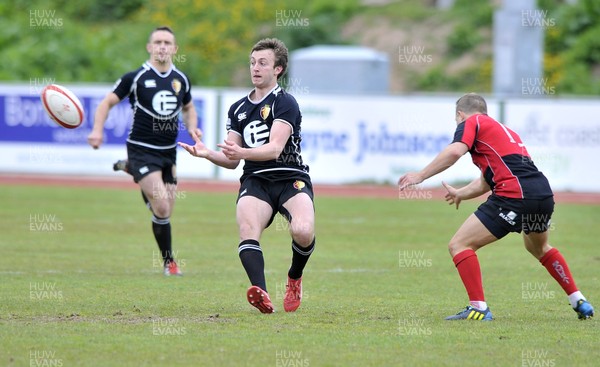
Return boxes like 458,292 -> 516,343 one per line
1,0 -> 599,94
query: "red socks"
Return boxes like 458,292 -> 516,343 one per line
452,247 -> 579,305
539,248 -> 578,295
452,249 -> 485,302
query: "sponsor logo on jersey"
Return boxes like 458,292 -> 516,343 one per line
243,120 -> 270,147
171,78 -> 181,95
152,90 -> 178,116
237,111 -> 247,121
145,79 -> 157,88
260,104 -> 271,120
293,180 -> 305,190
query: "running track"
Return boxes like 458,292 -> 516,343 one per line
1,173 -> 599,204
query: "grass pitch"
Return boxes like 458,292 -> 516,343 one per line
0,183 -> 599,366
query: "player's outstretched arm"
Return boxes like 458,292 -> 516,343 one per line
178,131 -> 240,169
398,142 -> 468,190
88,92 -> 120,149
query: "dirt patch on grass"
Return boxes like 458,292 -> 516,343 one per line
2,312 -> 233,325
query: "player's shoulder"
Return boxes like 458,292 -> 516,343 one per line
228,94 -> 249,115
113,66 -> 147,93
273,86 -> 297,101
119,65 -> 146,81
171,65 -> 191,83
469,114 -> 496,125
272,86 -> 299,108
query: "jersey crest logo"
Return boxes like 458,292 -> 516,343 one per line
260,105 -> 271,120
171,79 -> 182,95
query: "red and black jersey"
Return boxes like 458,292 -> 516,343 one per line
452,114 -> 552,199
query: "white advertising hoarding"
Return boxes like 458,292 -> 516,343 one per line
216,92 -> 498,186
504,99 -> 600,192
1,83 -> 598,192
0,84 -> 217,179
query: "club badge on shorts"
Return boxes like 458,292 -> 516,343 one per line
293,180 -> 305,190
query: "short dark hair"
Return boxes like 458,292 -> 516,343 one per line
251,38 -> 289,79
149,26 -> 175,42
456,93 -> 487,115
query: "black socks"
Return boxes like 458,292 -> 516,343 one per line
152,215 -> 173,265
238,239 -> 267,291
288,239 -> 315,280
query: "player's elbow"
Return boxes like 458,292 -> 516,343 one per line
267,143 -> 285,160
447,143 -> 467,161
225,159 -> 240,170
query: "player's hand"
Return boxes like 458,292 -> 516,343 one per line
398,172 -> 424,191
442,181 -> 462,209
188,128 -> 203,141
178,130 -> 209,158
217,140 -> 245,160
87,130 -> 104,149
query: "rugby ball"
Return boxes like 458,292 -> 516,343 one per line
40,84 -> 84,129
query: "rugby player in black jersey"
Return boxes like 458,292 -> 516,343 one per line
179,38 -> 315,313
88,26 -> 200,276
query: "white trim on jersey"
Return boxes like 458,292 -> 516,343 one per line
127,139 -> 177,150
288,134 -> 302,166
144,61 -> 174,78
143,62 -> 191,94
273,116 -> 294,134
117,64 -> 149,99
252,167 -> 308,175
127,65 -> 151,142
246,85 -> 281,105
233,101 -> 246,116
135,102 -> 183,121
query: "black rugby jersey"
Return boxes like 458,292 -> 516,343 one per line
112,62 -> 192,149
227,85 -> 309,182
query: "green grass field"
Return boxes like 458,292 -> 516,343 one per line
1,183 -> 599,366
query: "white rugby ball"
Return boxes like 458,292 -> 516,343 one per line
40,84 -> 85,129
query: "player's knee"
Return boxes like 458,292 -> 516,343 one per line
238,221 -> 262,239
151,200 -> 171,218
290,220 -> 314,247
447,238 -> 464,257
